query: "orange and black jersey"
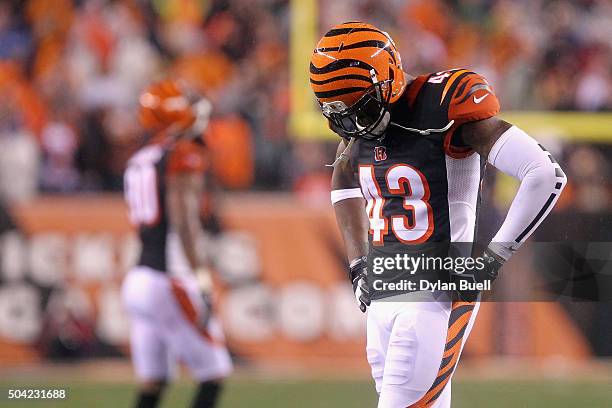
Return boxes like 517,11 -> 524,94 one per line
400,69 -> 500,157
124,137 -> 208,272
348,69 -> 500,247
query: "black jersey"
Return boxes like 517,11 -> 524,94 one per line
124,138 -> 207,272
349,69 -> 500,247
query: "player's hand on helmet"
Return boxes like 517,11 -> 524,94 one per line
349,256 -> 371,313
195,266 -> 215,327
455,248 -> 504,302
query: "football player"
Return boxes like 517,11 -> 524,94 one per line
310,22 -> 567,407
122,79 -> 232,408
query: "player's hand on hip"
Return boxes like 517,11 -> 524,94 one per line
455,247 -> 504,302
349,256 -> 371,313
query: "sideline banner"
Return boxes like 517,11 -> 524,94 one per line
0,195 -> 589,365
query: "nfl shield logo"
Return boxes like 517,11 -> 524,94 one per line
374,146 -> 387,162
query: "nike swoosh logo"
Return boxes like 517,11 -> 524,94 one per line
473,94 -> 489,104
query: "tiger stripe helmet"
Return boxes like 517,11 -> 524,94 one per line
310,22 -> 406,139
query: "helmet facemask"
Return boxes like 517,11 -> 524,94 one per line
320,74 -> 392,140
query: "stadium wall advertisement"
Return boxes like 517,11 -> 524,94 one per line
0,195 -> 590,366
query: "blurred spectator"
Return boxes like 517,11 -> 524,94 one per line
0,66 -> 40,202
39,121 -> 79,192
0,0 -> 610,198
565,145 -> 610,213
0,4 -> 32,62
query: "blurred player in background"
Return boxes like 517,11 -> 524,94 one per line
311,22 -> 567,407
122,79 -> 232,408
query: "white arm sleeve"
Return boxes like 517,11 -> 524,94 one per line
488,126 -> 567,260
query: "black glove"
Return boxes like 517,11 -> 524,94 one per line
454,248 -> 504,302
349,256 -> 371,313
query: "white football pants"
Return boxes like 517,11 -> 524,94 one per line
122,266 -> 232,382
367,293 -> 479,408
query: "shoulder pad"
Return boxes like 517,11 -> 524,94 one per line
447,71 -> 500,125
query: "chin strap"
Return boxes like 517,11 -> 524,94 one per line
390,120 -> 454,135
325,120 -> 455,168
326,137 -> 355,168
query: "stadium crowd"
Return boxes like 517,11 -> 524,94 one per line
0,0 -> 610,199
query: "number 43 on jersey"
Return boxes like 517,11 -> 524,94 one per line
359,164 -> 434,245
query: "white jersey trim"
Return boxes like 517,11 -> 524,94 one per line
331,188 -> 364,205
445,154 -> 481,246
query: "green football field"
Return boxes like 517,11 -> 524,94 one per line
1,378 -> 611,407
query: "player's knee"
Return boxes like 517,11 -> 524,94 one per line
378,383 -> 427,408
383,326 -> 418,386
366,347 -> 385,392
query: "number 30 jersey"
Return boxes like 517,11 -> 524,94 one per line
350,69 -> 500,246
124,137 -> 207,272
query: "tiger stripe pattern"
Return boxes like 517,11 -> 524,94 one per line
310,22 -> 405,106
407,301 -> 476,408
